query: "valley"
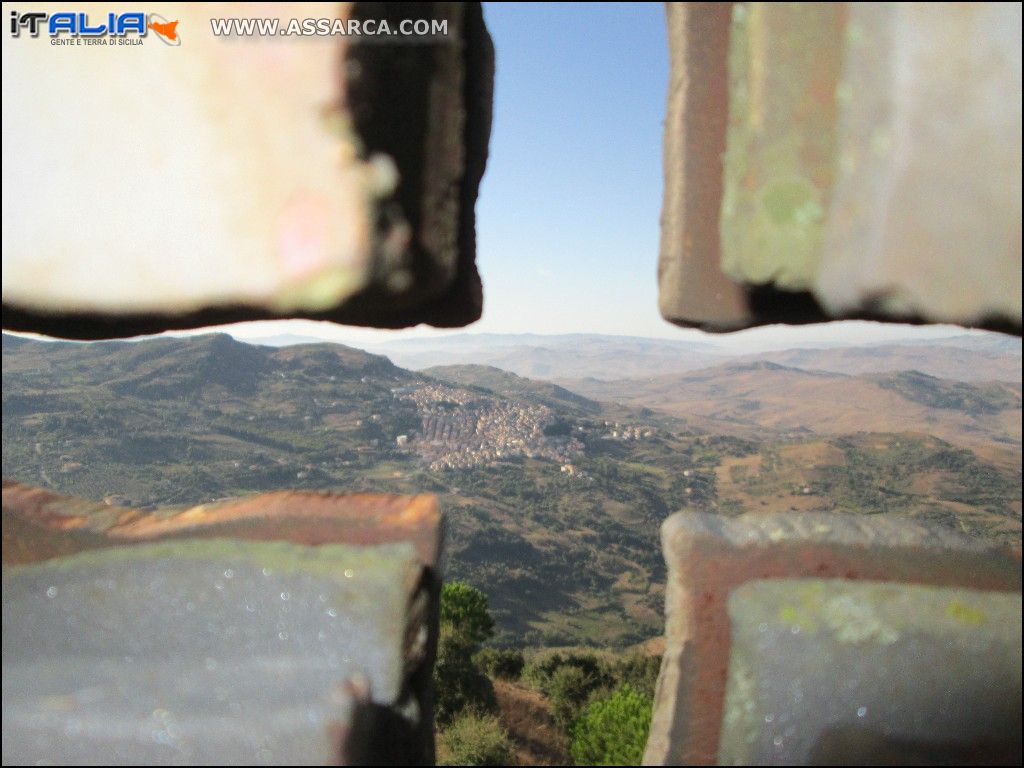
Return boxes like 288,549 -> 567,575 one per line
2,331 -> 1021,647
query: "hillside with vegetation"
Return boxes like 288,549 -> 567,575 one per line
434,581 -> 658,766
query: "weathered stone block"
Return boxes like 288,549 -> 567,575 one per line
720,3 -> 845,290
1,482 -> 444,764
2,540 -> 419,764
720,580 -> 1022,764
817,2 -> 1022,327
660,2 -> 1022,332
644,512 -> 1022,765
1,2 -> 493,338
659,2 -> 748,329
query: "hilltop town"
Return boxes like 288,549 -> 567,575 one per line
395,382 -> 586,471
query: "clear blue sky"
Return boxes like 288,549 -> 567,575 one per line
216,4 -> 977,349
474,2 -> 669,336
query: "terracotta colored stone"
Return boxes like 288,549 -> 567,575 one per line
644,512 -> 1022,765
2,480 -> 442,568
1,482 -> 444,764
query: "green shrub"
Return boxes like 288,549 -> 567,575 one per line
520,652 -> 561,689
519,649 -> 660,742
522,651 -> 605,692
435,634 -> 497,726
435,582 -> 498,725
441,581 -> 495,645
438,712 -> 514,766
570,685 -> 653,766
474,648 -> 525,680
547,664 -> 600,729
605,653 -> 661,699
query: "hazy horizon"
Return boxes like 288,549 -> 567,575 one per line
177,318 -> 1011,356
7,319 -> 1016,358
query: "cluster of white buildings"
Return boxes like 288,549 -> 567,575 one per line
394,383 -> 584,471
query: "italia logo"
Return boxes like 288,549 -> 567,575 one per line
9,10 -> 180,45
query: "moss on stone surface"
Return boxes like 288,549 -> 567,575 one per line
3,538 -> 418,584
721,579 -> 1022,763
742,579 -> 1015,645
720,3 -> 845,289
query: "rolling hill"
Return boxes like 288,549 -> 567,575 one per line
360,331 -> 1021,383
423,364 -> 601,414
364,334 -> 730,379
747,343 -> 1022,383
560,361 -> 1022,456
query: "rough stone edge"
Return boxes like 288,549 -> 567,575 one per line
1,2 -> 494,339
662,510 -> 1013,552
643,511 -> 1022,765
658,2 -> 749,330
2,480 -> 446,764
2,481 -> 441,567
656,4 -> 1021,336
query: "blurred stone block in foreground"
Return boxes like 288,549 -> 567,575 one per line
660,2 -> 1022,331
644,511 -> 1022,765
1,2 -> 493,338
817,3 -> 1022,326
721,580 -> 1022,765
1,481 -> 444,765
659,2 -> 746,328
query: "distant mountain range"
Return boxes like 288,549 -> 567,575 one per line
562,361 -> 1021,455
741,343 -> 1022,383
248,333 -> 731,380
246,331 -> 1021,383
